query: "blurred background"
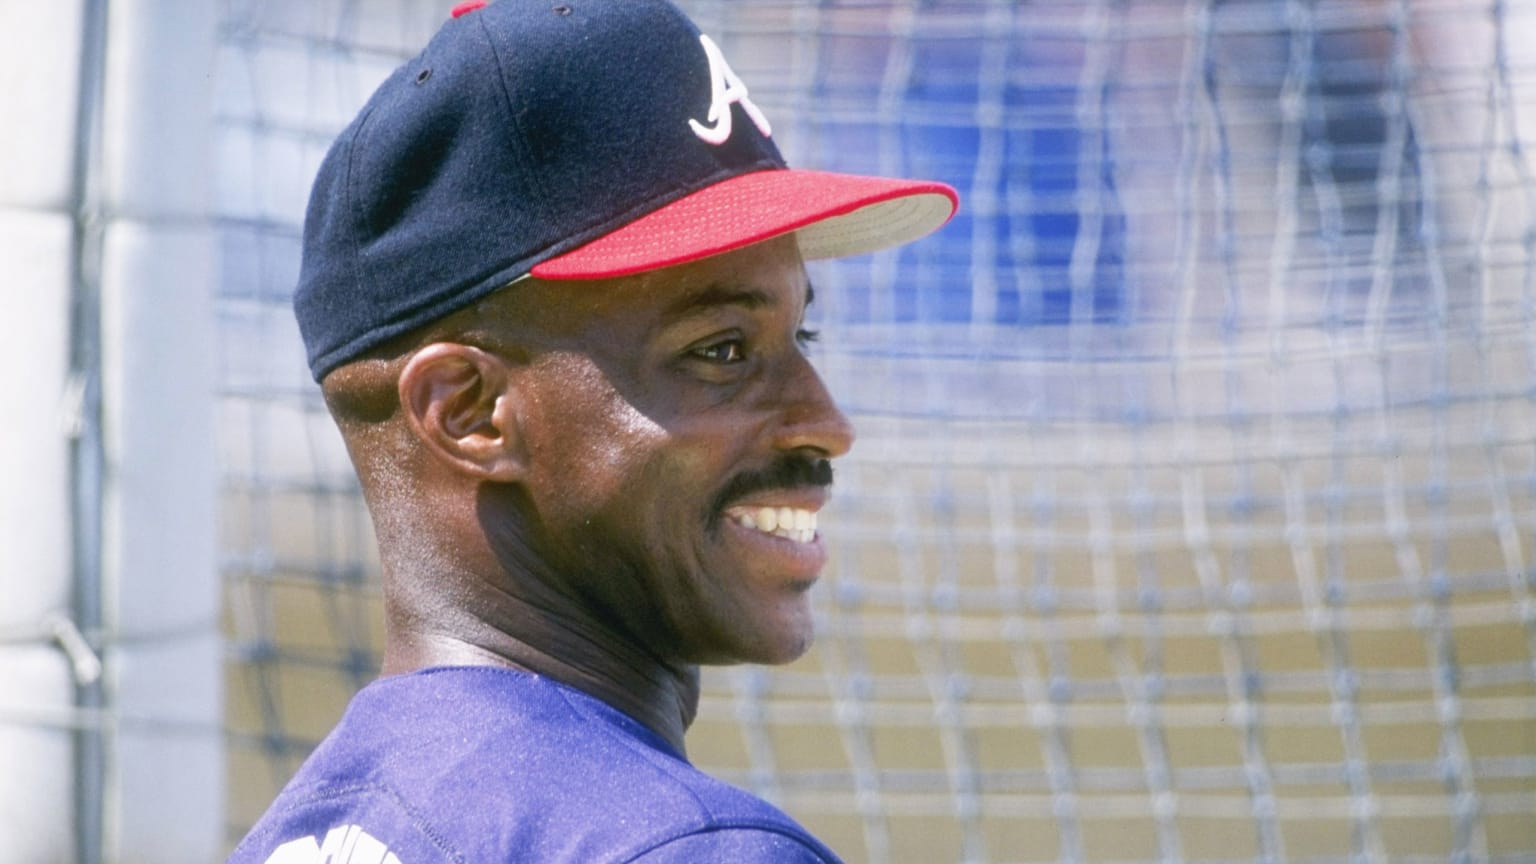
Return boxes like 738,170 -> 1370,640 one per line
3,0 -> 1535,861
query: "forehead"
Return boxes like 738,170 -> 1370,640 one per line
519,234 -> 813,335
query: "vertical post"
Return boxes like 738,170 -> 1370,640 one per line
0,2 -> 92,862
97,0 -> 223,860
73,0 -> 110,857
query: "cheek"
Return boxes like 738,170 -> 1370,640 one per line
524,360 -> 670,520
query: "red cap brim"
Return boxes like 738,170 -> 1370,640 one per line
530,169 -> 958,280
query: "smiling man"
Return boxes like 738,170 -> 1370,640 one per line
228,1 -> 954,862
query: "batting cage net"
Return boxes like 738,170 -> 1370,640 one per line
217,1 -> 1536,861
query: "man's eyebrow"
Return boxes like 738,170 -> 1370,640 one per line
658,279 -> 817,323
659,284 -> 775,320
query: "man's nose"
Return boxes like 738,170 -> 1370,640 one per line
771,354 -> 855,459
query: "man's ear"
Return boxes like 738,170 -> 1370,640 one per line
398,343 -> 528,482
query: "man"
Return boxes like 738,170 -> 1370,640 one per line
229,0 -> 955,861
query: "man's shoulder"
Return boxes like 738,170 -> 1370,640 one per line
424,668 -> 836,858
229,667 -> 841,864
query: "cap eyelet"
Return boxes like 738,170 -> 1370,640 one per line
553,4 -> 572,15
415,67 -> 432,85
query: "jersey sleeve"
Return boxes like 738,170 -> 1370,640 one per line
625,827 -> 843,864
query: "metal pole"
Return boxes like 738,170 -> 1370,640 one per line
69,0 -> 110,859
96,0 -> 224,859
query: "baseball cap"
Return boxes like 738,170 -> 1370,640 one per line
295,0 -> 959,381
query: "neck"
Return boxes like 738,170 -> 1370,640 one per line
380,580 -> 701,755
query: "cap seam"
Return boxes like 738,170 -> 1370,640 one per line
478,11 -> 550,209
342,99 -> 384,324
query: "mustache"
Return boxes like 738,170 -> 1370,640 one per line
709,455 -> 834,520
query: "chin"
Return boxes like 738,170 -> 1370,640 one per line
747,619 -> 817,666
763,635 -> 815,666
696,620 -> 815,667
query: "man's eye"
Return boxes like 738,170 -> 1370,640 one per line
692,339 -> 745,364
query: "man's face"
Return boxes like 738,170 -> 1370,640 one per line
492,234 -> 854,666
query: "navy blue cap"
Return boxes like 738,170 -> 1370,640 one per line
295,0 -> 958,381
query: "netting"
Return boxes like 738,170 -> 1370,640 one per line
217,1 -> 1536,861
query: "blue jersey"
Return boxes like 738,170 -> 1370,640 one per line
228,667 -> 843,864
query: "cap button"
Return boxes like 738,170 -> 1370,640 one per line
451,0 -> 487,18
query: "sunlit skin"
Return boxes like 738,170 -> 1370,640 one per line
319,234 -> 854,753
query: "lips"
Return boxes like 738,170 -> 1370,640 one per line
718,490 -> 830,583
726,505 -> 817,543
720,485 -> 828,543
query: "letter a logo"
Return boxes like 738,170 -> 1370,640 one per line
263,825 -> 403,864
689,34 -> 772,145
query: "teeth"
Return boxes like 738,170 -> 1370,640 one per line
733,507 -> 817,543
